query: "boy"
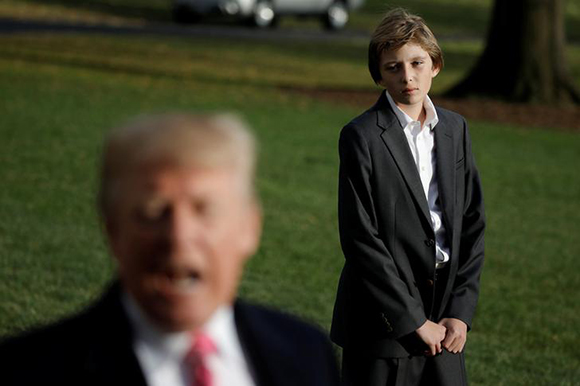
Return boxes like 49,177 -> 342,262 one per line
330,8 -> 485,386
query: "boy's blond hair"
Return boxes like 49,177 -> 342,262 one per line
368,8 -> 444,84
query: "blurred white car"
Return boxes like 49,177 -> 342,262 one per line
173,0 -> 365,30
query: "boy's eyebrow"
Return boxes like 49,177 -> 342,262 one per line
382,55 -> 429,66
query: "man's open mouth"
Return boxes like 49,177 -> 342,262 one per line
154,269 -> 202,294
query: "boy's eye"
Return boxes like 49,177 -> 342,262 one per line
412,61 -> 424,66
386,65 -> 398,72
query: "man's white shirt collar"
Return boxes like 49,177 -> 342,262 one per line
122,292 -> 255,386
122,291 -> 190,369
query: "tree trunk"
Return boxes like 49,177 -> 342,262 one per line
446,0 -> 580,105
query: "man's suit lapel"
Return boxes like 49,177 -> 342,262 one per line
376,94 -> 431,225
434,113 -> 456,244
234,301 -> 308,386
234,302 -> 280,386
83,282 -> 148,386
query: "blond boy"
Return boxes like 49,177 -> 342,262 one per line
330,9 -> 485,385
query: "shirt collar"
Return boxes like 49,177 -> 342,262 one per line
204,305 -> 247,366
385,90 -> 439,131
122,292 -> 245,368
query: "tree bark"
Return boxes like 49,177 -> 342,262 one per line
446,0 -> 580,105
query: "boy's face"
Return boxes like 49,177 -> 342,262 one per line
377,43 -> 440,112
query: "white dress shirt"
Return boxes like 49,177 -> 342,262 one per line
386,91 -> 450,266
122,293 -> 256,386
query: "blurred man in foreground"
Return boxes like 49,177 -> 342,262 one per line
0,113 -> 340,386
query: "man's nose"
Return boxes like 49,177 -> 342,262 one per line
167,206 -> 200,256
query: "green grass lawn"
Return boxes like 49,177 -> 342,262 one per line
1,9 -> 579,386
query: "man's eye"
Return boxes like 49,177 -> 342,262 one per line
413,61 -> 424,66
193,201 -> 218,218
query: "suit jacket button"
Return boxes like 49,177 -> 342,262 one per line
427,279 -> 434,287
424,239 -> 435,247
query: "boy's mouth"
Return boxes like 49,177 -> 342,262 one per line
402,88 -> 419,94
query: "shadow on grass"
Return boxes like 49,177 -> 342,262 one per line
23,0 -> 172,22
0,46 -> 218,83
0,42 -> 323,92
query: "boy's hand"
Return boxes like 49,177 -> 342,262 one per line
415,320 -> 446,356
438,318 -> 467,353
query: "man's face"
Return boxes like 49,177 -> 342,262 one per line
107,165 -> 261,332
377,42 -> 440,113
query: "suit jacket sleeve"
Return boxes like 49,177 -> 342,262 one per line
444,119 -> 486,329
338,124 -> 426,339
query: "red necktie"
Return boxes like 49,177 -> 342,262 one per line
186,333 -> 217,386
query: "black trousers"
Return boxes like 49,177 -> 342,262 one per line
341,349 -> 467,386
341,266 -> 467,386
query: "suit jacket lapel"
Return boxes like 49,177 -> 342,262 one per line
83,282 -> 148,386
234,302 -> 279,386
376,95 -> 431,224
434,114 -> 456,243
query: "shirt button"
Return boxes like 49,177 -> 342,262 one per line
424,239 -> 435,247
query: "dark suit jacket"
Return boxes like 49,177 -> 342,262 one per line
330,93 -> 485,357
0,282 -> 340,386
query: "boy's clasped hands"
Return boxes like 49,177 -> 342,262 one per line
416,318 -> 468,356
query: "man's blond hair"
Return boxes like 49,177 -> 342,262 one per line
368,8 -> 444,84
98,113 -> 257,219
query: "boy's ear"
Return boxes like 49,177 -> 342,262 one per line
432,64 -> 441,78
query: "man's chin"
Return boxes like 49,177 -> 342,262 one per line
146,299 -> 216,333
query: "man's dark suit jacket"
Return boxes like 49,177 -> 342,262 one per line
0,282 -> 340,386
330,93 -> 485,358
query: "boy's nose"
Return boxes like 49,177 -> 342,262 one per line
401,64 -> 414,83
